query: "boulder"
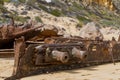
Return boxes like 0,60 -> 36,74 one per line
79,22 -> 103,40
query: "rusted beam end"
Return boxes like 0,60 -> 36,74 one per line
12,36 -> 26,77
118,34 -> 120,42
110,37 -> 117,48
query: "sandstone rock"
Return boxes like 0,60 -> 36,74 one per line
79,22 -> 103,40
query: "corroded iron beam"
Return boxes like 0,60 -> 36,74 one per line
0,49 -> 14,58
12,25 -> 43,39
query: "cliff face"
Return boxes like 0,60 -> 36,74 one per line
86,0 -> 115,10
61,0 -> 115,11
0,0 -> 119,39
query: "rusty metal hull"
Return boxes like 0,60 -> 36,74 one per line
5,37 -> 120,80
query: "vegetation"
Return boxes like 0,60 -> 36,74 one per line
72,2 -> 84,10
38,4 -> 49,12
18,0 -> 26,3
35,16 -> 42,23
76,23 -> 83,28
50,9 -> 62,17
3,0 -> 11,3
14,16 -> 28,23
76,15 -> 91,24
0,1 -> 4,5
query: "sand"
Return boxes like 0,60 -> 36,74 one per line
0,58 -> 14,80
0,58 -> 120,80
21,62 -> 120,80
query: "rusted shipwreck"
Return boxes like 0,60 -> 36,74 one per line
6,36 -> 120,79
0,22 -> 120,80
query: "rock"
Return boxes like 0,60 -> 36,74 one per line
21,11 -> 28,15
40,24 -> 59,36
25,6 -> 32,11
45,0 -> 52,3
112,0 -> 120,12
79,22 -> 103,40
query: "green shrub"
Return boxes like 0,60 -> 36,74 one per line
0,1 -> 4,5
72,2 -> 84,10
38,4 -> 62,17
0,6 -> 8,13
50,9 -> 62,17
77,15 -> 91,24
38,4 -> 49,12
27,0 -> 36,5
14,16 -> 27,23
4,0 -> 10,3
18,0 -> 26,3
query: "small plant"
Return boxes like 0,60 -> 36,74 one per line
35,16 -> 42,23
76,22 -> 83,28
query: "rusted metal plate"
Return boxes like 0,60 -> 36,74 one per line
0,25 -> 43,49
